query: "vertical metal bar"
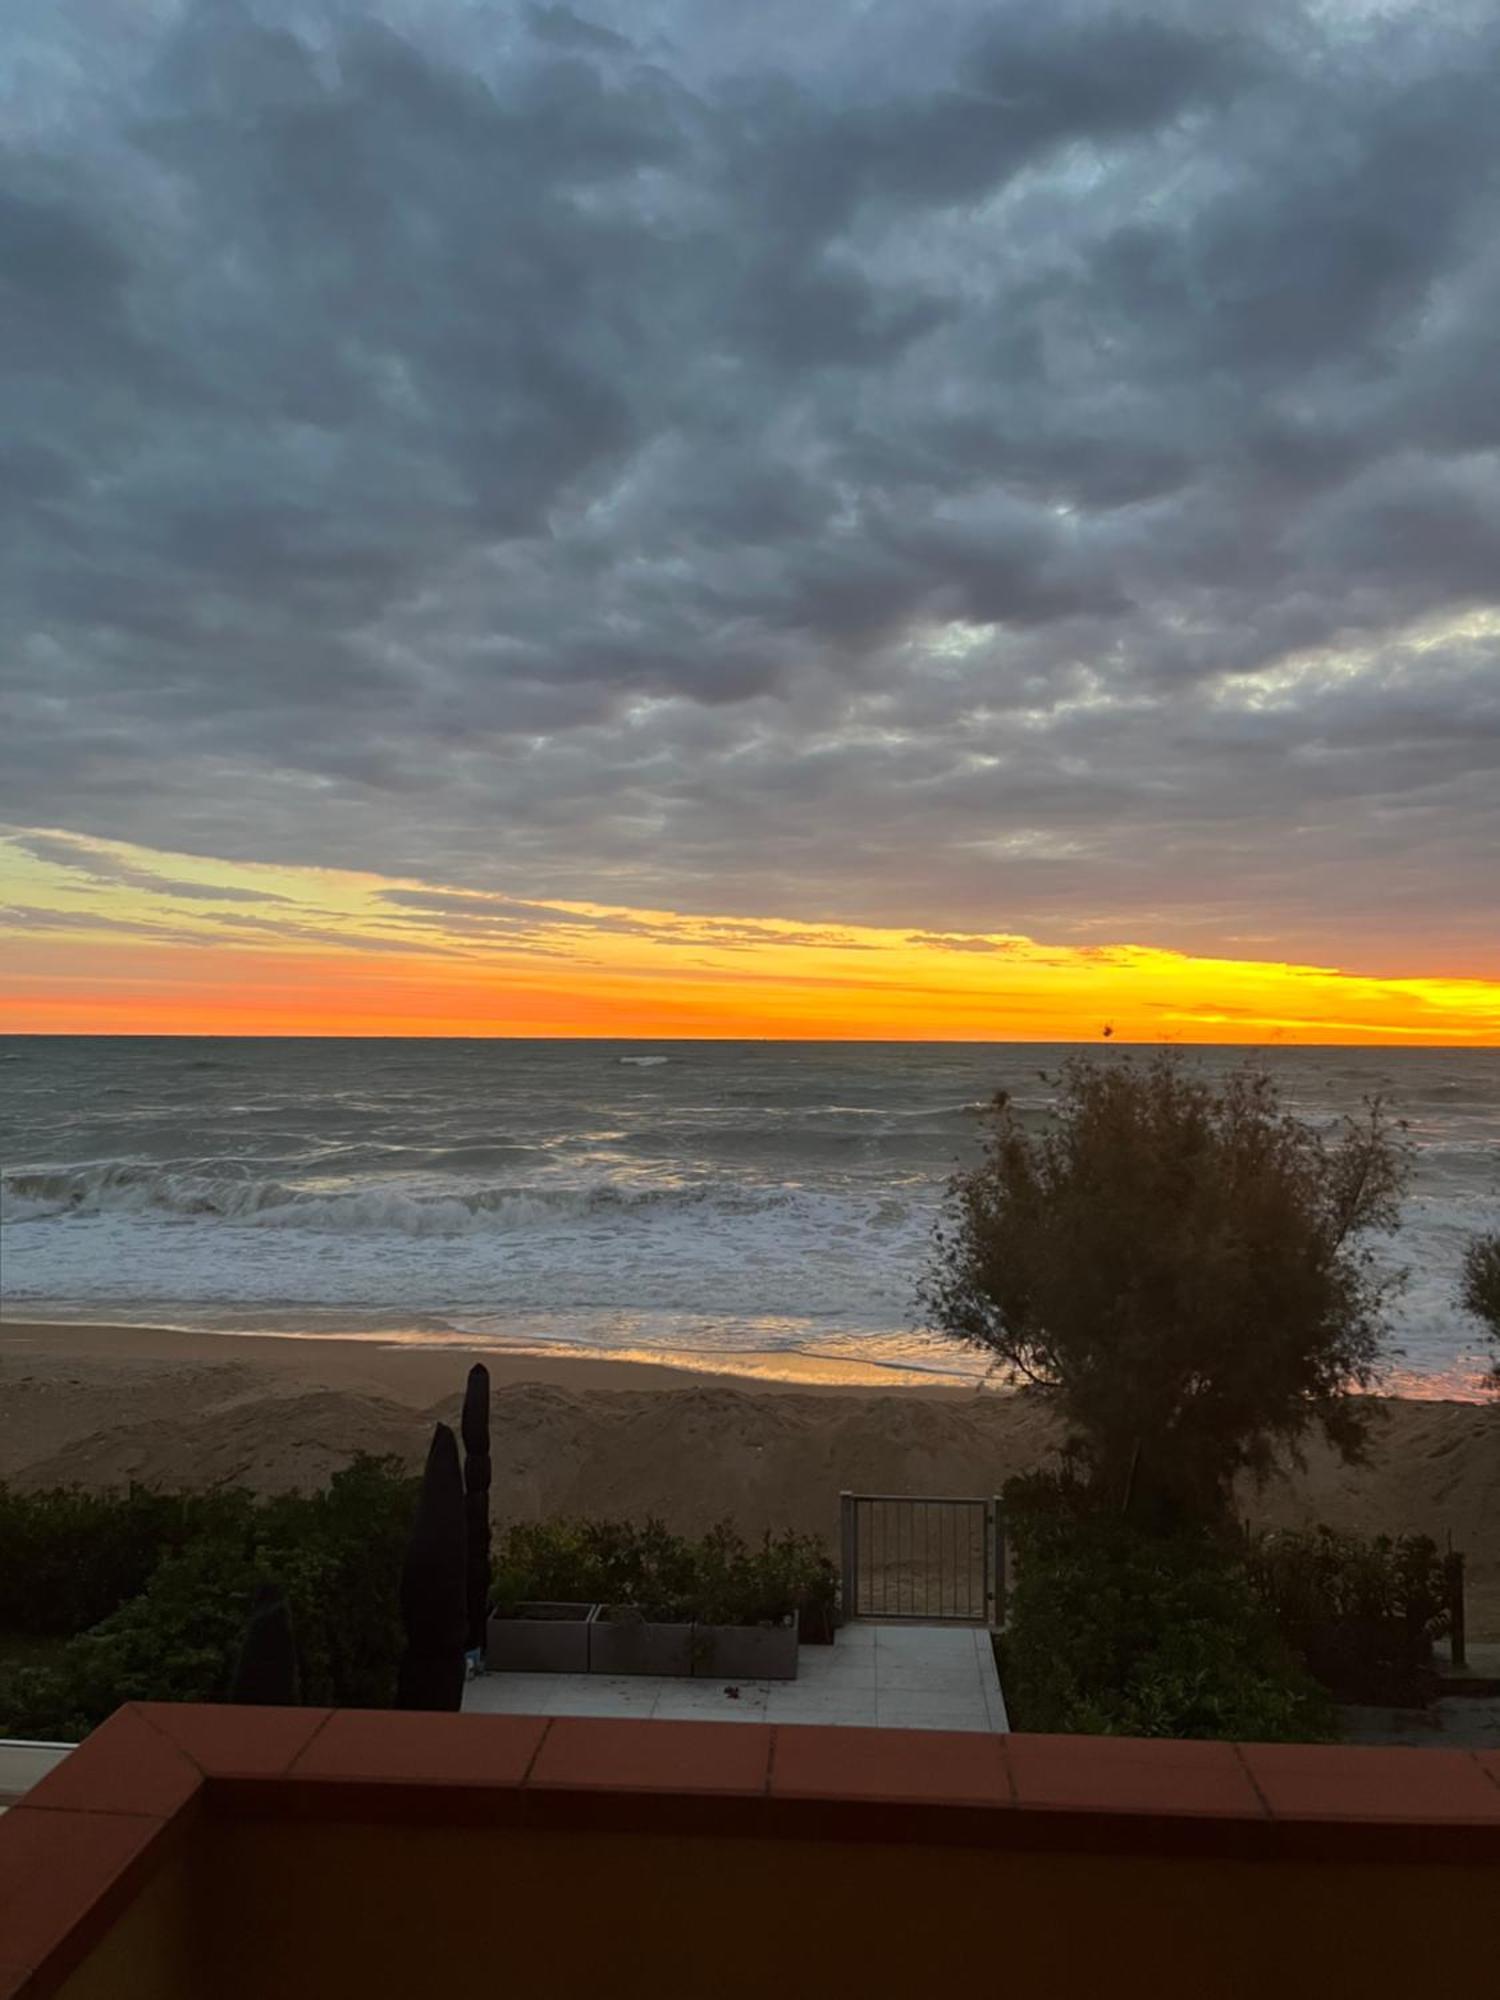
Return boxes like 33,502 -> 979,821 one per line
840,1491 -> 855,1624
1449,1551 -> 1467,1670
994,1498 -> 1007,1629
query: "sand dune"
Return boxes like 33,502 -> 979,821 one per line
2,1321 -> 1495,1638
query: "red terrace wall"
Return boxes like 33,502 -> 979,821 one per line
1,1705 -> 1497,1999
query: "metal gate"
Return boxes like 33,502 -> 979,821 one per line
839,1492 -> 1005,1626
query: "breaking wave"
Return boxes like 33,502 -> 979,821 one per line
1,1161 -> 830,1236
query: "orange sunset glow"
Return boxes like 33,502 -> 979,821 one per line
3,831 -> 1496,1042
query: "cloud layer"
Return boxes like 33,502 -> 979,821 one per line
3,0 -> 1498,976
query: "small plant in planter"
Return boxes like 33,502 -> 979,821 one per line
487,1516 -> 838,1679
687,1525 -> 830,1679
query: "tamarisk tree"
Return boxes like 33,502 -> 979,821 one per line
925,1056 -> 1410,1528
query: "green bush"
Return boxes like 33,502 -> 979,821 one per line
0,1456 -> 419,1741
999,1475 -> 1334,1742
0,1482 -> 253,1636
926,1057 -> 1409,1528
491,1517 -> 836,1629
1245,1526 -> 1454,1703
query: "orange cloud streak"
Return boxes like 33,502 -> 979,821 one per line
4,934 -> 1498,1042
2,831 -> 1497,1041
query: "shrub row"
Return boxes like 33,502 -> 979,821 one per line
1244,1525 -> 1456,1705
0,1483 -> 248,1636
0,1457 -> 419,1741
997,1474 -> 1337,1742
492,1517 -> 837,1629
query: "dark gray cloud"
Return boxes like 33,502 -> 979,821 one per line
2,0 -> 1498,975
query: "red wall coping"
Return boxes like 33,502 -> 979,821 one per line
2,1705 -> 1498,1996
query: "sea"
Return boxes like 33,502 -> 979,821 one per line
1,1039 -> 1496,1398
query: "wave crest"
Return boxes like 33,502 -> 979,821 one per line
0,1162 -> 839,1237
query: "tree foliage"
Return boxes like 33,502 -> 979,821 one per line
1459,1231 -> 1500,1392
925,1055 -> 1409,1524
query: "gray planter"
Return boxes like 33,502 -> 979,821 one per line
589,1612 -> 696,1677
487,1602 -> 596,1674
692,1617 -> 799,1681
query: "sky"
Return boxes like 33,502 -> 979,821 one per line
2,0 -> 1498,1040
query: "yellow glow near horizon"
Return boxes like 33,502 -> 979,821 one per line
1,828 -> 1497,1042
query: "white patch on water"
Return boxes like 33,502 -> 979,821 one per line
3,1038 -> 1497,1393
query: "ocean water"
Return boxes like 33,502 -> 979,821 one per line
1,1039 -> 1496,1396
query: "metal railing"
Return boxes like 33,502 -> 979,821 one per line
839,1492 -> 1005,1626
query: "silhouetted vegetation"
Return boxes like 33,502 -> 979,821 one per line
997,1474 -> 1334,1740
491,1517 -> 836,1629
461,1363 -> 493,1655
0,1457 -> 418,1740
1245,1526 -> 1456,1705
395,1424 -> 468,1712
927,1055 -> 1409,1528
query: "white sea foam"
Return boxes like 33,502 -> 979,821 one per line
3,1038 -> 1496,1390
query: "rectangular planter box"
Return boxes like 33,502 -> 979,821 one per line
589,1614 -> 696,1678
487,1602 -> 597,1674
692,1618 -> 799,1681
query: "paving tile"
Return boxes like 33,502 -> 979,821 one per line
462,1675 -> 558,1716
875,1694 -> 992,1733
829,1624 -> 876,1650
540,1680 -> 664,1719
795,1651 -> 877,1684
874,1625 -> 981,1656
528,1717 -> 772,1795
765,1693 -> 879,1727
292,1710 -> 547,1789
874,1665 -> 989,1695
772,1725 -> 1009,1807
0,1807 -> 167,1984
24,1708 -> 200,1821
982,1683 -> 1011,1735
1240,1744 -> 1500,1824
647,1682 -> 769,1715
136,1702 -> 333,1780
1008,1735 -> 1264,1819
651,1700 -> 771,1725
768,1680 -> 876,1712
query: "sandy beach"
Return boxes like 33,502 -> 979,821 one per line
2,1318 -> 1496,1640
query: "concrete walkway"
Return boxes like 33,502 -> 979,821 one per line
464,1621 -> 1009,1732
